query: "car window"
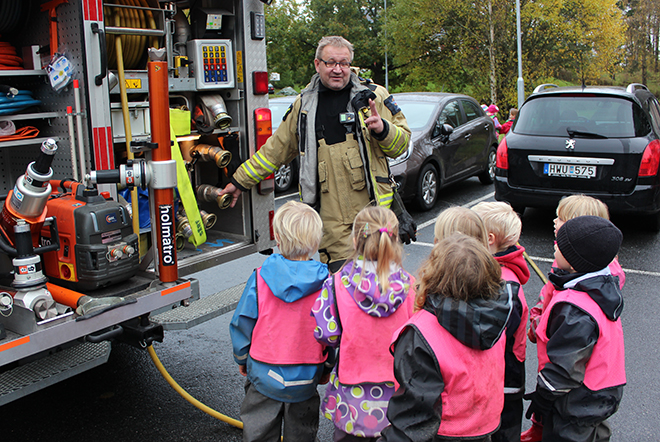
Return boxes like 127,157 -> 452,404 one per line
515,96 -> 649,138
395,101 -> 437,131
438,101 -> 462,128
648,98 -> 660,135
461,100 -> 482,122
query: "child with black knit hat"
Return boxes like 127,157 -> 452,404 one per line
525,215 -> 626,442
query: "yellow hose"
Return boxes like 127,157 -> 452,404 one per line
147,345 -> 244,429
521,247 -> 548,284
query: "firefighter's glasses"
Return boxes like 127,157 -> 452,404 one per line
319,58 -> 351,69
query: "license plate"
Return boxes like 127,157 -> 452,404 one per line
544,163 -> 596,179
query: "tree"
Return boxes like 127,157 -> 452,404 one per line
264,0 -> 316,88
305,0 -> 388,85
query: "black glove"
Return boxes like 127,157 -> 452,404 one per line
524,390 -> 555,420
398,209 -> 417,245
351,89 -> 377,111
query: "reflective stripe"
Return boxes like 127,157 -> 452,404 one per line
538,372 -> 569,393
241,162 -> 262,183
378,192 -> 393,206
235,353 -> 248,362
267,369 -> 315,387
254,150 -> 277,174
382,126 -> 403,155
504,386 -> 523,395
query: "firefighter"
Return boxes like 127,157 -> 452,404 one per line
219,36 -> 411,272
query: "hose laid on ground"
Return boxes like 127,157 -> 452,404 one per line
147,345 -> 244,429
521,247 -> 548,284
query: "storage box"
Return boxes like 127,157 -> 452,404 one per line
111,102 -> 151,140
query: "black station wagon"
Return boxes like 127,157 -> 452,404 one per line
494,83 -> 660,227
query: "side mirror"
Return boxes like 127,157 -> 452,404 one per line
434,123 -> 454,139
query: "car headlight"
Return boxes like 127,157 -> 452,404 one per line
388,139 -> 413,167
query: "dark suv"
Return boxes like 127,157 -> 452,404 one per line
494,83 -> 660,226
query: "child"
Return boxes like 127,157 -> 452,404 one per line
472,202 -> 529,442
525,216 -> 625,442
528,195 -> 625,341
229,201 -> 330,442
487,104 -> 503,133
312,205 -> 416,441
523,194 -> 625,442
500,108 -> 517,135
379,234 -> 512,442
498,108 -> 517,142
434,206 -> 488,245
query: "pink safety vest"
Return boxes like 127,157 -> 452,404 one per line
392,309 -> 505,438
335,272 -> 415,385
536,288 -> 626,391
501,267 -> 529,363
249,268 -> 326,365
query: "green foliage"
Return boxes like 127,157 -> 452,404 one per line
264,0 -> 654,110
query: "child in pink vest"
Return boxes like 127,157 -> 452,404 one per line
525,216 -> 625,442
524,195 -> 625,442
472,202 -> 529,442
230,201 -> 330,442
379,234 -> 511,442
312,206 -> 416,442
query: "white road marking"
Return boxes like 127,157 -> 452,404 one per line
409,191 -> 660,278
417,191 -> 495,231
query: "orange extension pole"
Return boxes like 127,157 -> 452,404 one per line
47,282 -> 85,309
147,49 -> 178,283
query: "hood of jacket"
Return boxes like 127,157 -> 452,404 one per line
259,253 -> 329,303
424,283 -> 512,350
339,258 -> 413,318
494,245 -> 530,285
549,267 -> 624,320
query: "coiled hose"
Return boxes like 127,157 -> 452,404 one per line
147,344 -> 243,429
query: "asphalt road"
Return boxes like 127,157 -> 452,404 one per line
3,178 -> 658,441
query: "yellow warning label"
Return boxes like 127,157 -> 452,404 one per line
236,51 -> 244,84
125,79 -> 142,89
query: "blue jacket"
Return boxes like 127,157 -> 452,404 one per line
229,253 -> 330,402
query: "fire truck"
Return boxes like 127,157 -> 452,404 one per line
0,0 -> 276,405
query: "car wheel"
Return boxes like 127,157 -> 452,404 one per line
416,163 -> 439,211
478,146 -> 497,185
274,163 -> 294,192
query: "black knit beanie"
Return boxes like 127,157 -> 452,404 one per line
556,216 -> 622,273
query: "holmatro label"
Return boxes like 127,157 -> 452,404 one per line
159,204 -> 175,266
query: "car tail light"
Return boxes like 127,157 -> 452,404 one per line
638,140 -> 660,177
496,138 -> 509,170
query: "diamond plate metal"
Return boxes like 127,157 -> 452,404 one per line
0,341 -> 111,406
153,283 -> 246,330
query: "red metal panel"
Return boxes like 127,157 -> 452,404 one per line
105,126 -> 115,169
83,0 -> 98,21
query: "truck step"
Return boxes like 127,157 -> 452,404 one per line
0,341 -> 111,406
153,283 -> 246,330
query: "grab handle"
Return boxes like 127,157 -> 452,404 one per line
91,23 -> 107,86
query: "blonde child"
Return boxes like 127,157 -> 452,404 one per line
230,201 -> 330,442
472,202 -> 530,442
525,216 -> 625,442
379,234 -> 511,442
529,195 -> 625,342
433,206 -> 488,244
312,205 -> 415,441
523,195 -> 625,442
